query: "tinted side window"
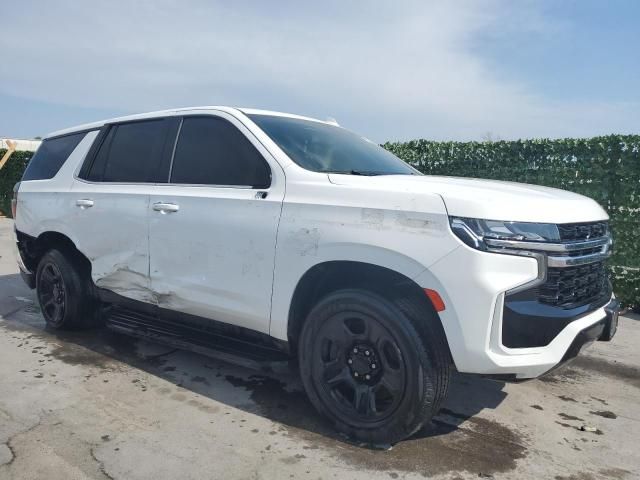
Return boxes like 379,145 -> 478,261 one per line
170,117 -> 271,188
87,120 -> 168,182
22,132 -> 86,181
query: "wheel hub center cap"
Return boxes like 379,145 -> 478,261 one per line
52,284 -> 62,302
347,344 -> 380,381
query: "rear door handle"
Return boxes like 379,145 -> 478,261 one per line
152,202 -> 180,213
76,199 -> 94,209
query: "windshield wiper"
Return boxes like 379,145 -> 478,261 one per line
324,169 -> 383,176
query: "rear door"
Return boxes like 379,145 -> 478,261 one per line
147,112 -> 285,333
71,118 -> 176,303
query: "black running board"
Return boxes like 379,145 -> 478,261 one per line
105,305 -> 292,373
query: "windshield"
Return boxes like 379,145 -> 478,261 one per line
248,114 -> 418,176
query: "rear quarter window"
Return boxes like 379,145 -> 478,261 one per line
21,132 -> 87,181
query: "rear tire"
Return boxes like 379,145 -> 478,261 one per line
36,248 -> 100,330
298,289 -> 451,445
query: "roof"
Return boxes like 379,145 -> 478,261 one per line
45,106 -> 332,139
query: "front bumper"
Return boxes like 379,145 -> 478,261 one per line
541,298 -> 618,378
415,244 -> 618,379
501,277 -> 611,349
600,298 -> 619,341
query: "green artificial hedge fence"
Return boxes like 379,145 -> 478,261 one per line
384,135 -> 639,308
2,135 -> 639,306
0,149 -> 32,219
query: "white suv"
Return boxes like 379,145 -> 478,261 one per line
12,107 -> 618,444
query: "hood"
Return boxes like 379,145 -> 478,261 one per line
328,174 -> 609,224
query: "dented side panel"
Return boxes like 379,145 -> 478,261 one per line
146,109 -> 287,335
15,130 -> 154,304
147,187 -> 283,333
68,182 -> 152,302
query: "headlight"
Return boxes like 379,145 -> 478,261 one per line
450,217 -> 560,250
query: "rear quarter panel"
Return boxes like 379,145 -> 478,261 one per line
14,131 -> 99,243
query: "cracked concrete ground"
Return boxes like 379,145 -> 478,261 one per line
0,218 -> 639,480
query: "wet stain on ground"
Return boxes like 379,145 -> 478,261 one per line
0,317 -> 170,372
598,467 -> 634,479
539,366 -> 586,384
223,374 -> 528,477
554,473 -> 596,480
224,375 -> 312,423
540,355 -> 639,390
555,421 -> 573,429
52,327 -> 148,370
556,395 -> 578,403
589,410 -> 617,419
572,356 -> 640,390
3,311 -> 528,477
1,322 -> 120,369
48,343 -> 115,369
558,413 -> 584,422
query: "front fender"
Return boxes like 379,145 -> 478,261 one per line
269,234 -> 458,341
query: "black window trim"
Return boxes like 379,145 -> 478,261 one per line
76,117 -> 175,185
75,113 -> 273,188
163,114 -> 273,189
167,117 -> 184,182
77,126 -> 110,180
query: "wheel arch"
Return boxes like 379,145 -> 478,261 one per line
18,229 -> 92,277
286,260 -> 451,358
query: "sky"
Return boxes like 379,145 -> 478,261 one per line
0,0 -> 638,142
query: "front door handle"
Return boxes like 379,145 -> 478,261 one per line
152,202 -> 180,214
76,199 -> 94,209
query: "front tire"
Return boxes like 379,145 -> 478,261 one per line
298,289 -> 451,445
36,248 -> 100,330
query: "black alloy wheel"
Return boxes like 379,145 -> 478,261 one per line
37,261 -> 67,326
314,311 -> 407,422
299,289 -> 451,445
36,248 -> 101,330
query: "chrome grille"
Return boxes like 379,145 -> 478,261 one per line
486,221 -> 612,309
539,261 -> 608,308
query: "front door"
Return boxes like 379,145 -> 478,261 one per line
148,113 -> 285,333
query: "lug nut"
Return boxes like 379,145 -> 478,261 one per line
365,374 -> 370,380
353,348 -> 358,353
348,359 -> 353,364
371,364 -> 376,369
365,350 -> 370,356
354,372 -> 359,377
